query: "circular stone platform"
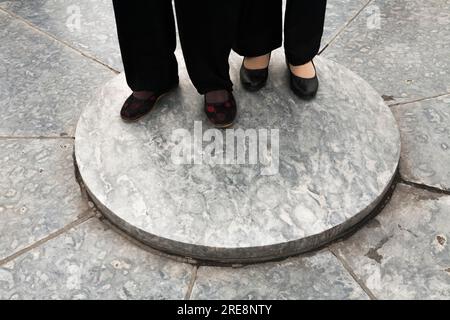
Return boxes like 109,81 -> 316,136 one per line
75,52 -> 400,263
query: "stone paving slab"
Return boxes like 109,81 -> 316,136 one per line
191,250 -> 369,300
0,0 -> 122,70
322,0 -> 369,47
0,218 -> 194,300
0,10 -> 114,137
332,184 -> 450,300
0,139 -> 89,261
323,0 -> 450,105
392,95 -> 450,191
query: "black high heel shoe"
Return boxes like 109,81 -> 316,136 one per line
288,60 -> 319,99
240,54 -> 271,92
204,91 -> 237,129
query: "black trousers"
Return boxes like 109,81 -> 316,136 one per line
234,0 -> 327,66
113,0 -> 240,94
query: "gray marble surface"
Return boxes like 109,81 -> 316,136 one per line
0,218 -> 194,300
323,0 -> 450,105
0,139 -> 89,260
392,95 -> 450,191
332,184 -> 450,300
191,250 -> 369,299
75,51 -> 400,263
0,10 -> 114,137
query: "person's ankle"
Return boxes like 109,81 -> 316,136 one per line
289,61 -> 316,79
132,90 -> 154,100
244,53 -> 271,70
205,89 -> 230,104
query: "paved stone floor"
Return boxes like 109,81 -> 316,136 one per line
0,0 -> 449,299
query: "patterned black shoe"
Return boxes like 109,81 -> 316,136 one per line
204,91 -> 237,129
288,60 -> 319,100
120,84 -> 178,122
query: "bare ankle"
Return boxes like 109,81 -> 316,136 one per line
289,61 -> 316,79
133,90 -> 154,99
244,53 -> 271,70
205,89 -> 229,104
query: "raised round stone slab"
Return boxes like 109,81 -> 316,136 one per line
75,52 -> 400,263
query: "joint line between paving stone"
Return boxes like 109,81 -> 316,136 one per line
388,92 -> 450,107
184,266 -> 199,300
398,179 -> 450,196
0,211 -> 94,267
319,0 -> 374,55
0,7 -> 120,75
329,248 -> 378,300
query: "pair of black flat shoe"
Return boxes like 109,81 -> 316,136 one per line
240,59 -> 319,99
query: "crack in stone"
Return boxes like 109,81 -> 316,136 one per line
399,179 -> 450,197
397,224 -> 419,238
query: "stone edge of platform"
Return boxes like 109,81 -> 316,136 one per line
73,145 -> 399,266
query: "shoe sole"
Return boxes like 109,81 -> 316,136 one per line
241,81 -> 267,93
291,88 -> 317,100
213,121 -> 235,129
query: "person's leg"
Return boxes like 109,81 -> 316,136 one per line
234,0 -> 282,64
113,0 -> 178,94
174,0 -> 240,95
284,0 -> 327,67
113,0 -> 179,121
284,0 -> 327,99
233,0 -> 282,92
174,0 -> 241,127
